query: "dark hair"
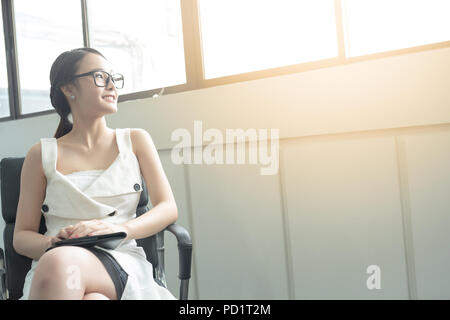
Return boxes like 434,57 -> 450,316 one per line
49,47 -> 107,138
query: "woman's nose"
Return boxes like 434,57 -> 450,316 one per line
105,76 -> 117,90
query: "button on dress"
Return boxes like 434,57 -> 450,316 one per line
19,128 -> 177,300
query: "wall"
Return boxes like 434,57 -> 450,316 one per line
1,46 -> 450,299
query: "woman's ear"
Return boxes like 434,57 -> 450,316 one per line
60,84 -> 74,100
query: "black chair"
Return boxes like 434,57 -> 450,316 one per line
0,157 -> 192,300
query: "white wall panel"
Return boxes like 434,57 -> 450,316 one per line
187,143 -> 288,299
402,129 -> 450,299
282,136 -> 408,299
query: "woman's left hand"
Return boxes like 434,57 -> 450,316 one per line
68,219 -> 129,239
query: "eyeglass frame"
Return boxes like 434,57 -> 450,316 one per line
70,69 -> 125,89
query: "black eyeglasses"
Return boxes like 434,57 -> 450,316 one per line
71,70 -> 124,89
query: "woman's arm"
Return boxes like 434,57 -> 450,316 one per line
120,128 -> 178,241
13,143 -> 54,260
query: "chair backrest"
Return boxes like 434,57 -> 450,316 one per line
0,157 -> 159,300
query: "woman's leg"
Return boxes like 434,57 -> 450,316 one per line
28,246 -> 117,300
82,292 -> 110,300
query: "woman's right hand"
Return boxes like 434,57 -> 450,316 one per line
45,225 -> 74,250
56,225 -> 74,240
45,236 -> 63,252
49,236 -> 63,246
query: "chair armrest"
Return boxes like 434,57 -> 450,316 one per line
0,247 -> 4,270
164,223 -> 192,280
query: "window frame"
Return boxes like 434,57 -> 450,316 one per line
1,0 -> 450,122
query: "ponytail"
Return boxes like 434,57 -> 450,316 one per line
50,82 -> 73,138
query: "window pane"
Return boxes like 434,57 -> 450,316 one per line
14,0 -> 83,115
342,0 -> 450,57
199,0 -> 338,79
88,0 -> 186,94
0,11 -> 9,118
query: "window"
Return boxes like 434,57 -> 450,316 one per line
14,0 -> 83,115
0,11 -> 9,118
198,0 -> 338,79
342,0 -> 450,57
2,0 -> 450,121
87,0 -> 186,95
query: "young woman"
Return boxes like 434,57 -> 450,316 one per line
13,48 -> 178,300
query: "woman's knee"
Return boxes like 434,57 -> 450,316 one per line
33,247 -> 86,290
83,292 -> 110,300
32,246 -> 117,299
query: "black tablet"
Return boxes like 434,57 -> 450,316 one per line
46,232 -> 127,252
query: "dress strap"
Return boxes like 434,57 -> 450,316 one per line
115,128 -> 133,155
40,137 -> 57,178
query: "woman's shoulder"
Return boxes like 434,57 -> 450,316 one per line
28,142 -> 43,161
24,142 -> 46,182
129,128 -> 154,158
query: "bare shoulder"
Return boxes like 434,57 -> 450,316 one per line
28,141 -> 42,155
130,128 -> 156,157
22,142 -> 46,185
129,128 -> 175,207
26,142 -> 45,177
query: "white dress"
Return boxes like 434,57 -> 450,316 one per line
19,127 -> 177,300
